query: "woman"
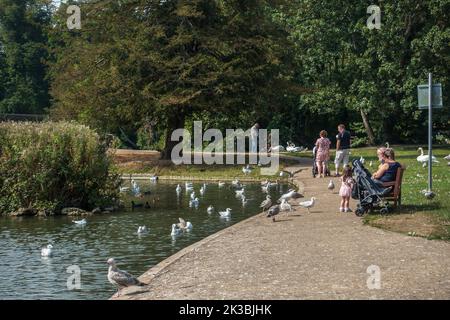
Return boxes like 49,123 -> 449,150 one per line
315,130 -> 331,178
372,148 -> 401,185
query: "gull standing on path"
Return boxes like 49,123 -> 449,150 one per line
280,199 -> 292,212
107,258 -> 145,297
299,197 -> 316,213
328,180 -> 335,192
278,189 -> 303,203
260,195 -> 272,212
266,205 -> 280,222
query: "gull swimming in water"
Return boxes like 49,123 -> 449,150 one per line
235,188 -> 245,197
171,224 -> 182,236
73,219 -> 87,225
176,184 -> 182,193
219,208 -> 232,218
299,197 -> 316,213
190,191 -> 196,200
107,258 -> 145,297
199,186 -> 205,195
137,226 -> 148,235
41,244 -> 53,257
177,218 -> 193,232
207,205 -> 214,214
189,197 -> 200,208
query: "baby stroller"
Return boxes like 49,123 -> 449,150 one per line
352,159 -> 392,216
312,146 -> 331,178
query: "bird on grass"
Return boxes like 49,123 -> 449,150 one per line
266,205 -> 280,222
107,258 -> 145,297
41,244 -> 53,257
177,218 -> 193,232
298,197 -> 316,213
327,180 -> 335,192
260,195 -> 272,211
417,147 -> 439,166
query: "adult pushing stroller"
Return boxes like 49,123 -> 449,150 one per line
312,146 -> 331,178
351,159 -> 392,216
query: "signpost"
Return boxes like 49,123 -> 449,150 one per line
417,73 -> 443,199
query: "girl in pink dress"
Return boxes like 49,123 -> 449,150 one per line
339,165 -> 354,212
315,130 -> 331,178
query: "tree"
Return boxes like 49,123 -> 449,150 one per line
49,0 -> 297,157
0,0 -> 52,114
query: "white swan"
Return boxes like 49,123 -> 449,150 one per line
41,244 -> 53,257
73,219 -> 87,225
207,205 -> 214,214
417,147 -> 439,165
219,208 -> 232,217
270,145 -> 285,152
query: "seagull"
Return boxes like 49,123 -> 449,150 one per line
107,258 -> 145,297
369,161 -> 374,168
417,147 -> 439,165
219,208 -> 232,218
359,156 -> 365,164
231,179 -> 242,188
137,226 -> 148,234
218,181 -> 225,187
299,197 -> 316,213
280,199 -> 292,212
261,179 -> 269,186
177,218 -> 193,232
176,184 -> 182,193
171,224 -> 182,236
267,181 -> 278,188
278,189 -> 303,202
185,182 -> 194,192
199,186 -> 205,195
241,195 -> 248,206
119,186 -> 130,193
328,180 -> 335,191
150,175 -> 159,182
189,197 -> 199,208
235,188 -> 245,197
261,185 -> 269,193
207,205 -> 214,214
73,219 -> 87,225
266,205 -> 280,222
41,244 -> 53,257
242,165 -> 252,175
190,192 -> 196,200
260,195 -> 272,211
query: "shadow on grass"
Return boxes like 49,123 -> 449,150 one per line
394,203 -> 442,214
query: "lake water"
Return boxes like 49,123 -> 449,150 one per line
0,180 -> 289,300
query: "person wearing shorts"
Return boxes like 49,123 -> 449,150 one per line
334,124 -> 351,176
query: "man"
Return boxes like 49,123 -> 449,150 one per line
250,123 -> 260,153
334,124 -> 351,176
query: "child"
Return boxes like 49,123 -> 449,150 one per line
339,165 -> 354,212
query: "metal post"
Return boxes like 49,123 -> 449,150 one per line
428,73 -> 432,191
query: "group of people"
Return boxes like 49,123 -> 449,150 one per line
314,124 -> 402,213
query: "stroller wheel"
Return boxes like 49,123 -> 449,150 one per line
355,208 -> 365,217
380,207 -> 389,215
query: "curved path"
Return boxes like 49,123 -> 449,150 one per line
113,161 -> 450,300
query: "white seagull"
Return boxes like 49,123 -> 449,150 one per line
242,165 -> 252,175
328,180 -> 335,191
260,195 -> 272,211
73,219 -> 87,225
219,208 -> 232,218
278,189 -> 303,202
177,218 -> 193,232
299,197 -> 316,213
171,224 -> 182,236
280,199 -> 292,212
137,226 -> 148,235
107,258 -> 145,297
207,205 -> 214,214
218,181 -> 225,188
41,244 -> 53,257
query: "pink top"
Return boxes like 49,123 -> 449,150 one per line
315,137 -> 331,162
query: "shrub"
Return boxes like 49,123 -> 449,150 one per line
0,121 -> 120,214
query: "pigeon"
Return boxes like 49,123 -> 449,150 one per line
266,205 -> 280,222
219,208 -> 232,218
107,258 -> 145,297
298,197 -> 316,213
207,205 -> 214,214
278,189 -> 303,202
327,180 -> 335,191
177,218 -> 193,231
41,244 -> 53,257
260,195 -> 272,211
280,199 -> 292,212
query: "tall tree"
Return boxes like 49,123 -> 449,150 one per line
0,0 -> 52,114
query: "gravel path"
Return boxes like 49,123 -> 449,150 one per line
113,162 -> 450,300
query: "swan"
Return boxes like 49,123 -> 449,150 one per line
219,208 -> 232,217
171,224 -> 182,236
41,244 -> 53,257
417,147 -> 439,165
73,219 -> 87,225
270,145 -> 285,152
207,205 -> 214,214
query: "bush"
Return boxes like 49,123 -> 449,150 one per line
0,121 -> 120,214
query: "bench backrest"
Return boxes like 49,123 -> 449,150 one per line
393,166 -> 405,197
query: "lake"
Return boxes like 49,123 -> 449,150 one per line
0,180 -> 289,300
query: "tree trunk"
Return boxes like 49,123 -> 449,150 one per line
360,109 -> 376,146
161,111 -> 186,160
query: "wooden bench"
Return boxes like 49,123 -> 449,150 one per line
382,165 -> 406,207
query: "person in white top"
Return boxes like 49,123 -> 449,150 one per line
250,123 -> 260,153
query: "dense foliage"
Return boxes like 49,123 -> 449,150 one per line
0,122 -> 120,214
1,0 -> 449,153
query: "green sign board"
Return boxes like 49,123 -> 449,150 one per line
417,84 -> 443,109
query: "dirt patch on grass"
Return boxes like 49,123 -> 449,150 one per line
366,213 -> 450,240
